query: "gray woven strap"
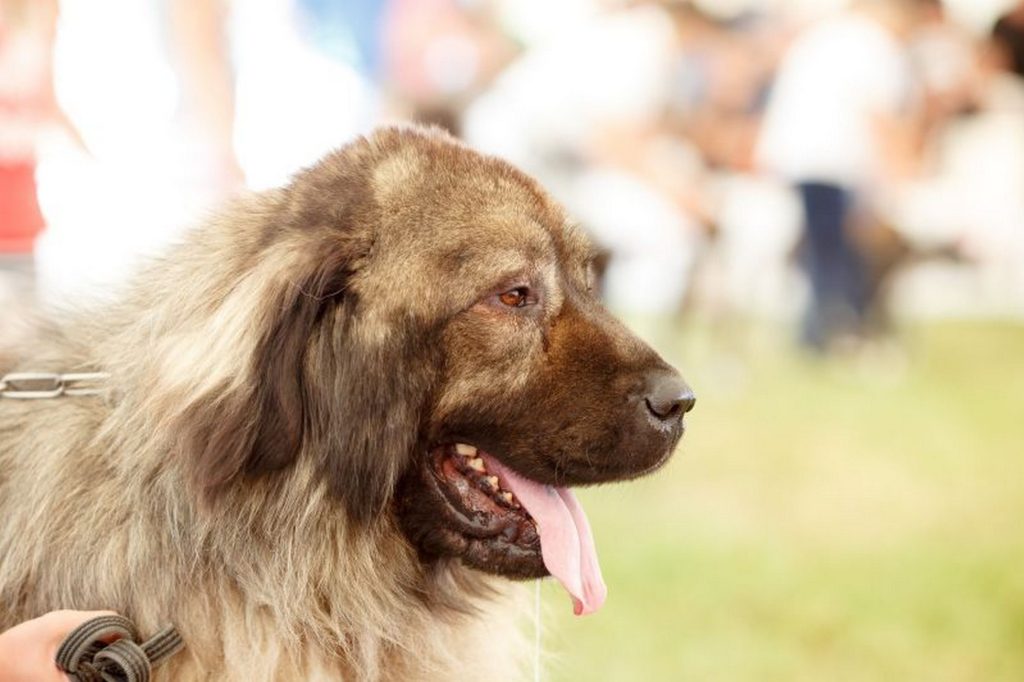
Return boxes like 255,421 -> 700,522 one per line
55,615 -> 184,682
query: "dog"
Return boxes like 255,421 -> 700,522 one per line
0,126 -> 694,680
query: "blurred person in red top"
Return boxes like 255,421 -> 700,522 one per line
0,0 -> 84,351
0,0 -> 74,261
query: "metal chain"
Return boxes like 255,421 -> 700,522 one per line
0,372 -> 110,400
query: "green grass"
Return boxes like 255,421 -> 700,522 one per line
540,321 -> 1024,681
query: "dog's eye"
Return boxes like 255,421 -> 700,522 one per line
498,287 -> 530,308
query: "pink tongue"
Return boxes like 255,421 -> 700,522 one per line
481,455 -> 607,616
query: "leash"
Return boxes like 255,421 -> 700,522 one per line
2,373 -> 185,677
0,372 -> 109,400
55,615 -> 184,682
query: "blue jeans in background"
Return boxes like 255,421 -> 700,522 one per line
796,182 -> 868,351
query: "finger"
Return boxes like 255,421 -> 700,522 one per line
41,610 -> 121,640
37,610 -> 122,664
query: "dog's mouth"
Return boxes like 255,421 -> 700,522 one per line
396,443 -> 607,616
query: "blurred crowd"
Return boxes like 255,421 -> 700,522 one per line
2,0 -> 1024,354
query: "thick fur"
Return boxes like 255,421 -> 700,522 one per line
0,126 -> 681,680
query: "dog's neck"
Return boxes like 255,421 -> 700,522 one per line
133,452 -> 523,678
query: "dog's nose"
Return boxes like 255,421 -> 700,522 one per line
643,371 -> 695,423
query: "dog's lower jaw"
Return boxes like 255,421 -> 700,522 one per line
395,445 -> 550,583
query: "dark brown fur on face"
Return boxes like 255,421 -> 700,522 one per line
0,126 -> 692,680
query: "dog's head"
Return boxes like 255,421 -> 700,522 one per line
171,126 -> 693,614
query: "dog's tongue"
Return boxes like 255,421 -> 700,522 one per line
480,455 -> 607,616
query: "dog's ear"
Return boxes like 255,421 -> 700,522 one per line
178,229 -> 436,523
305,291 -> 438,524
172,133 -> 444,521
177,240 -> 355,500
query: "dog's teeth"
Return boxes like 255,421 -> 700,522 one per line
468,457 -> 485,472
501,491 -> 514,504
485,475 -> 499,489
455,444 -> 477,457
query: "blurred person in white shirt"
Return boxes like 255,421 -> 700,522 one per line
757,0 -> 936,351
891,9 -> 1024,317
34,0 -> 374,306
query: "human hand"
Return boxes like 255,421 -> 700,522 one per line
0,610 -> 117,682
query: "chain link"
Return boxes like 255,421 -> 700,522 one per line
0,372 -> 110,400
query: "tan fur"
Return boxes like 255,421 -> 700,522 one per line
0,127 -> 541,681
0,125 -> 686,680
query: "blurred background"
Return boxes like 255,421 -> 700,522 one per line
1,0 -> 1023,679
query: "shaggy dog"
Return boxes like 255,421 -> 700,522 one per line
0,126 -> 693,680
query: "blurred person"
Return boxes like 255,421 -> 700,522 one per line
659,8 -> 807,331
665,8 -> 778,173
230,0 -> 377,190
380,0 -> 519,134
30,0 -> 247,306
757,0 -> 937,352
888,10 -> 1024,317
0,0 -> 52,260
464,1 -> 717,332
165,0 -> 245,194
855,0 -> 1024,320
29,0 -> 381,305
0,0 -> 82,349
